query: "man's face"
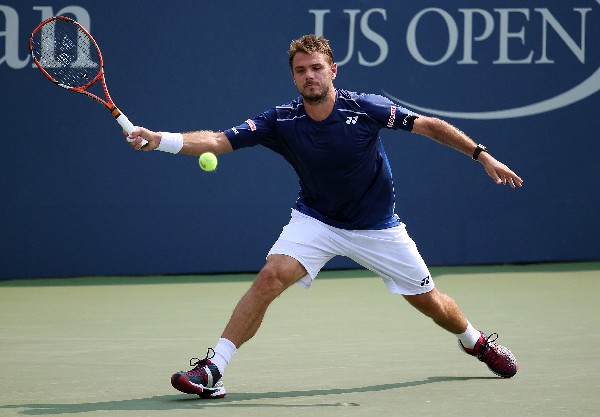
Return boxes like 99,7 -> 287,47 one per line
291,52 -> 337,105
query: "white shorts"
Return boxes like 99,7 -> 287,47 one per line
267,210 -> 434,295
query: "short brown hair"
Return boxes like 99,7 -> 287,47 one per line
288,34 -> 334,69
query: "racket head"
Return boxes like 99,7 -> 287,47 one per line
30,16 -> 104,91
29,16 -> 141,139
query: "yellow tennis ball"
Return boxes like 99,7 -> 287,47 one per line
199,152 -> 218,171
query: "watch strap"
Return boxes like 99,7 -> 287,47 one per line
472,144 -> 487,160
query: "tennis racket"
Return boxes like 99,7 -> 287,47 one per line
29,16 -> 147,146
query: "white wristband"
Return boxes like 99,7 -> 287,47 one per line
157,132 -> 184,154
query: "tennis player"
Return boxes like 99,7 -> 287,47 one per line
127,35 -> 522,398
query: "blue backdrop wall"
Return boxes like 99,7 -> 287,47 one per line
1,1 -> 599,279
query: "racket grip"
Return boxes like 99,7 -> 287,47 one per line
116,112 -> 149,147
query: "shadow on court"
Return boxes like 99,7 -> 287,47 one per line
0,376 -> 495,414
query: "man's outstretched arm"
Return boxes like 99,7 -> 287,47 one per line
412,115 -> 523,188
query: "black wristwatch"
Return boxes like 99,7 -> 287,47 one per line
472,144 -> 487,160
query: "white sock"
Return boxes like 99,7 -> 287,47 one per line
211,338 -> 237,375
456,321 -> 481,349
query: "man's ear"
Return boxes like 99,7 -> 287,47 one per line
331,63 -> 337,80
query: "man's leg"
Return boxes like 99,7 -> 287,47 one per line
211,254 -> 308,374
170,254 -> 308,397
404,288 -> 518,378
222,254 -> 308,348
403,288 -> 468,334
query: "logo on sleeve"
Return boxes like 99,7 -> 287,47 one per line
387,106 -> 396,127
245,119 -> 257,131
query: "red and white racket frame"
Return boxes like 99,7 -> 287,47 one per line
30,16 -> 142,143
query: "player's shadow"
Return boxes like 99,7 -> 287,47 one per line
0,376 -> 496,415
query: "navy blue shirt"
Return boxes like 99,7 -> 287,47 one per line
224,89 -> 417,230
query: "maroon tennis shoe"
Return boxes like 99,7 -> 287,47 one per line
171,349 -> 226,398
459,331 -> 518,378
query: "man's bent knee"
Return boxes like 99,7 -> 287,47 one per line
251,255 -> 307,299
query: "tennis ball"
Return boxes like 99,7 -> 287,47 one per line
199,152 -> 218,171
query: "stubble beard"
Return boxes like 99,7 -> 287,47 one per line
300,84 -> 331,105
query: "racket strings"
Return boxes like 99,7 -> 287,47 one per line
31,19 -> 101,88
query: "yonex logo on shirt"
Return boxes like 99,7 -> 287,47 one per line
387,106 -> 396,127
346,116 -> 358,125
246,119 -> 257,131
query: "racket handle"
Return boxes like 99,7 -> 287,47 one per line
116,112 -> 149,147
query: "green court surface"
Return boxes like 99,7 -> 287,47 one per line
1,263 -> 598,417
